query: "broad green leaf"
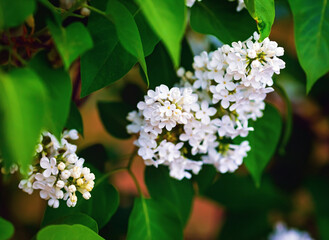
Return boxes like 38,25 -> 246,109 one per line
145,166 -> 194,225
0,69 -> 46,173
97,102 -> 134,139
65,102 -> 84,136
107,0 -> 149,84
46,213 -> 98,233
190,0 -> 257,43
244,0 -> 275,40
37,224 -> 104,240
193,165 -> 217,194
205,174 -> 287,211
135,0 -> 186,67
81,181 -> 119,229
127,198 -> 183,240
80,13 -> 136,97
243,104 -> 282,186
29,52 -> 72,139
48,21 -> 93,70
288,0 -> 329,92
42,176 -> 119,229
146,42 -> 179,89
0,217 -> 14,240
0,0 -> 36,29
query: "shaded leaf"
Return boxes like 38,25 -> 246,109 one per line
0,68 -> 46,173
145,166 -> 194,225
243,104 -> 282,186
190,0 -> 257,43
65,101 -> 84,136
29,52 -> 72,138
107,0 -> 149,84
135,0 -> 186,67
48,21 -> 93,70
97,102 -> 134,139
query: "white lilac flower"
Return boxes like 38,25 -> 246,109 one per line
17,130 -> 95,208
269,223 -> 313,240
126,32 -> 285,180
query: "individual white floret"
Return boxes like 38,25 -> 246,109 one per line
269,223 -> 313,240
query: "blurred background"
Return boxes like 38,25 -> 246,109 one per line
2,0 -> 329,239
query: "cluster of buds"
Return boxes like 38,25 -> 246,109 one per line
18,130 -> 95,208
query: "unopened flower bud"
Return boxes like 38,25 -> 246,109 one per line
56,180 -> 65,189
80,7 -> 91,17
76,178 -> 84,186
70,194 -> 77,203
68,185 -> 76,193
57,162 -> 66,171
83,192 -> 91,200
61,170 -> 71,180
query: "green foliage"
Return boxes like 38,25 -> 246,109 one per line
98,102 -> 134,139
146,42 -> 179,89
145,166 -> 194,225
127,198 -> 183,240
46,213 -> 98,233
0,217 -> 14,240
29,52 -> 72,139
65,102 -> 84,136
37,224 -> 104,240
135,0 -> 186,67
244,0 -> 275,40
288,0 -> 329,92
107,0 -> 149,84
242,104 -> 282,186
205,174 -> 286,211
307,177 -> 329,240
48,21 -> 93,70
42,181 -> 119,230
0,69 -> 46,173
190,0 -> 257,43
0,0 -> 35,29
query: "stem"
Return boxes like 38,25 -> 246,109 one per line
128,168 -> 144,198
95,167 -> 126,187
127,147 -> 138,170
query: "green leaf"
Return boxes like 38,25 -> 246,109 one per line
47,213 -> 98,233
0,0 -> 36,29
135,0 -> 186,67
37,224 -> 104,240
244,0 -> 275,40
0,69 -> 46,173
29,52 -> 72,139
0,217 -> 14,240
42,181 -> 119,230
65,101 -> 84,136
127,198 -> 183,240
48,21 -> 93,70
97,102 -> 134,139
193,165 -> 217,195
190,0 -> 257,44
146,42 -> 179,89
80,181 -> 119,229
205,174 -> 287,212
307,177 -> 329,240
243,104 -> 282,186
145,166 -> 194,225
107,0 -> 149,84
288,0 -> 329,92
80,13 -> 136,97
